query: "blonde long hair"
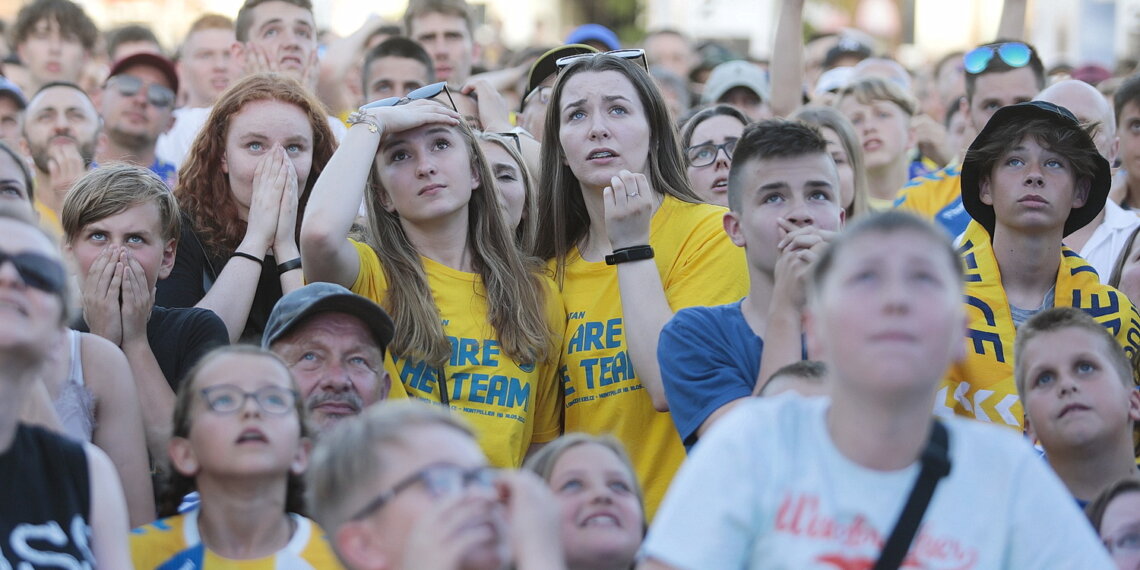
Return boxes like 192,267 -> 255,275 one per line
361,120 -> 553,367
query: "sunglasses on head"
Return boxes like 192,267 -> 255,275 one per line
963,42 -> 1032,75
107,74 -> 175,108
0,249 -> 67,296
360,81 -> 458,112
555,48 -> 649,72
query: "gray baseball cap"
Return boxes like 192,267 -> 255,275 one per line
262,282 -> 394,354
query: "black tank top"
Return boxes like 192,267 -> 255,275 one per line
0,423 -> 95,567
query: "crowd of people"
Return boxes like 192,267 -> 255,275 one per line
1,0 -> 1139,567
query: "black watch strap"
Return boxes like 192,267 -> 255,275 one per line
605,245 -> 654,265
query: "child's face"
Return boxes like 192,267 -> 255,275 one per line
548,443 -> 643,569
174,353 -> 306,480
837,97 -> 913,171
1099,489 -> 1140,569
807,229 -> 964,395
66,202 -> 175,290
1019,327 -> 1140,451
724,152 -> 844,274
979,135 -> 1088,234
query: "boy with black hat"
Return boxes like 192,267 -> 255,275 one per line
941,100 -> 1140,431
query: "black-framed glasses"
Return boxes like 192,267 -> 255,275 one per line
0,249 -> 67,295
360,81 -> 457,112
350,463 -> 497,521
963,42 -> 1032,75
201,384 -> 298,415
556,48 -> 649,72
685,140 -> 737,167
492,131 -> 522,153
107,74 -> 175,108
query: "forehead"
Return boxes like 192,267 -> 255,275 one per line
229,99 -> 312,137
973,67 -> 1039,100
749,152 -> 839,185
691,114 -> 745,141
248,1 -> 314,30
196,352 -> 292,389
85,201 -> 164,230
289,311 -> 375,342
368,56 -> 430,81
378,423 -> 485,480
561,70 -> 640,105
113,64 -> 173,90
0,218 -> 57,255
478,140 -> 517,166
411,11 -> 468,36
185,27 -> 235,50
29,86 -> 95,115
551,442 -> 627,475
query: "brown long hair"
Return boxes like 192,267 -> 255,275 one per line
175,73 -> 336,257
361,119 -> 553,368
534,54 -> 701,277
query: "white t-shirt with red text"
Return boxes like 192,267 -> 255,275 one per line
642,395 -> 1113,570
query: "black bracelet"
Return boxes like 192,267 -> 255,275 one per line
231,251 -> 263,264
605,245 -> 654,265
276,257 -> 303,275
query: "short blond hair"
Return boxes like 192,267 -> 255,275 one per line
1013,306 -> 1133,398
61,163 -> 180,244
307,401 -> 475,542
837,76 -> 918,117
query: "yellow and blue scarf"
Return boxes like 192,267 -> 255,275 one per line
939,221 -> 1140,430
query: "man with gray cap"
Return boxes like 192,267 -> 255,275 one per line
263,282 -> 405,433
701,60 -> 770,121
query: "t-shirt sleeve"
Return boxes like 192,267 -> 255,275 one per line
662,209 -> 748,310
659,306 -> 756,448
641,402 -> 763,569
156,224 -> 209,309
176,309 -> 230,385
349,239 -> 388,303
1003,448 -> 1116,568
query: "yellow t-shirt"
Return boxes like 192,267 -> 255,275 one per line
34,199 -> 63,237
351,240 -> 564,468
130,511 -> 343,569
556,196 -> 749,519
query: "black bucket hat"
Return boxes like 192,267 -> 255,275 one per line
960,100 -> 1110,237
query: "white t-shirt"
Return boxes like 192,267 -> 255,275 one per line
642,395 -> 1114,570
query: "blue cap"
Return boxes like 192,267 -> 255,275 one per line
566,24 -> 620,51
0,76 -> 27,109
262,282 -> 394,354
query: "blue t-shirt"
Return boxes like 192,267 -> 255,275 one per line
659,300 -> 761,450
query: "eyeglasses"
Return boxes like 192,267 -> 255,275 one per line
350,463 -> 497,520
685,140 -> 737,167
556,48 -> 649,72
492,131 -> 522,152
1104,527 -> 1140,556
360,81 -> 457,112
0,249 -> 67,295
200,384 -> 298,415
107,74 -> 175,108
963,42 -> 1032,75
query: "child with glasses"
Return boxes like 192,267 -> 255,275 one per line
0,206 -> 132,568
309,400 -> 562,570
301,87 -> 564,469
130,345 -> 340,568
678,104 -> 748,207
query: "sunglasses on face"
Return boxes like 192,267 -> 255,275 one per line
555,48 -> 649,72
107,74 -> 176,108
685,140 -> 737,167
963,42 -> 1032,75
0,249 -> 67,295
360,81 -> 458,112
200,384 -> 298,415
350,463 -> 497,520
